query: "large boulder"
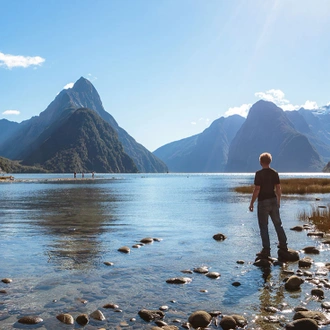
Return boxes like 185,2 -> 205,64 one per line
293,310 -> 329,325
285,275 -> 304,291
286,318 -> 318,330
278,248 -> 299,262
188,311 -> 212,329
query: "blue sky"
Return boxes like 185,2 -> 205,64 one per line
1,0 -> 330,151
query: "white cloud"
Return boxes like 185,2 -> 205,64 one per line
2,110 -> 20,115
63,82 -> 74,89
225,89 -> 321,118
224,103 -> 252,117
255,89 -> 290,106
301,100 -> 318,110
255,89 -> 318,111
0,52 -> 45,69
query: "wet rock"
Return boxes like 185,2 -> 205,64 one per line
299,257 -> 313,268
1,278 -> 12,284
321,301 -> 330,309
0,290 -> 7,294
290,226 -> 304,231
166,277 -> 192,284
264,306 -> 279,313
193,266 -> 208,274
140,237 -> 153,244
155,320 -> 168,326
213,233 -> 227,241
323,239 -> 330,244
293,310 -> 329,325
159,305 -> 169,311
296,269 -> 304,276
220,315 -> 236,330
118,246 -> 130,253
152,326 -> 178,330
153,237 -> 163,242
311,288 -> 324,299
282,269 -> 295,275
104,261 -> 114,266
103,303 -> 119,309
132,244 -> 141,248
90,309 -> 105,321
285,318 -> 318,330
303,224 -> 313,229
209,310 -> 222,317
307,231 -> 324,237
303,270 -> 313,277
315,269 -> 328,276
180,269 -> 193,274
76,314 -> 89,326
18,316 -> 43,324
294,306 -> 309,312
285,275 -> 304,291
302,246 -> 320,254
56,313 -> 74,324
188,310 -> 212,329
278,248 -> 299,262
236,260 -> 245,264
138,309 -> 165,322
206,271 -> 221,279
232,281 -> 241,287
231,314 -> 248,327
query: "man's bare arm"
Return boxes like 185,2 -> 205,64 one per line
275,183 -> 281,208
249,185 -> 260,212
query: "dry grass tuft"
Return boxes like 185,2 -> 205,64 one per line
297,204 -> 330,233
234,178 -> 330,195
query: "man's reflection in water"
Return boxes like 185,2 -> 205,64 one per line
255,265 -> 286,329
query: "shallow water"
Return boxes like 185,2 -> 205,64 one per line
0,173 -> 330,329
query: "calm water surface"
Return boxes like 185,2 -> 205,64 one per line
0,173 -> 330,329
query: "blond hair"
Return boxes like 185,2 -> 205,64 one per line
259,152 -> 272,165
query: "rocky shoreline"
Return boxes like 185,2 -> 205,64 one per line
1,227 -> 330,330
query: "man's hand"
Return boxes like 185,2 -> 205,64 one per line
249,204 -> 254,212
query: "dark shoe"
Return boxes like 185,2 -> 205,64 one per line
256,248 -> 271,258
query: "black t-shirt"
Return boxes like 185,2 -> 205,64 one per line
254,167 -> 280,201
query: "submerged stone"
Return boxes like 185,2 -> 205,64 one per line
138,309 -> 165,322
18,316 -> 43,324
90,310 -> 105,321
76,314 -> 89,326
213,233 -> 227,241
56,313 -> 74,324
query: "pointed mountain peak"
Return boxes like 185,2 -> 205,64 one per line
72,77 -> 95,93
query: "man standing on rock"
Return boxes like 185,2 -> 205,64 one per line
249,152 -> 288,258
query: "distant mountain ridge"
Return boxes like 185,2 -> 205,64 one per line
226,100 -> 323,172
0,77 -> 167,173
154,115 -> 245,172
155,100 -> 327,172
1,78 -> 330,173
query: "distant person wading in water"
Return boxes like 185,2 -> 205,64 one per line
249,152 -> 288,258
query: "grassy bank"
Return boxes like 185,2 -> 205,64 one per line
234,178 -> 330,195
